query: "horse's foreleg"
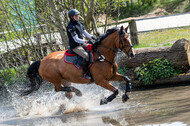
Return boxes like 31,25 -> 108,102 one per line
110,72 -> 132,103
110,73 -> 132,92
96,80 -> 118,105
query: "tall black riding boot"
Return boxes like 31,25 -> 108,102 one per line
78,59 -> 91,79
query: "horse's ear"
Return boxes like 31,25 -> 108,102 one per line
125,26 -> 129,32
120,26 -> 124,33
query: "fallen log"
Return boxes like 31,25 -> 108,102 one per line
118,38 -> 190,70
132,73 -> 190,87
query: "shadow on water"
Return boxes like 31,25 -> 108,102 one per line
131,82 -> 190,91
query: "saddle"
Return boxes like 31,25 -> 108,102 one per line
64,49 -> 94,80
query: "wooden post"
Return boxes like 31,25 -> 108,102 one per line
129,19 -> 139,45
34,33 -> 41,46
34,33 -> 43,58
27,49 -> 31,65
46,47 -> 52,55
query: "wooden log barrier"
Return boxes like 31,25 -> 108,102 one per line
132,73 -> 190,87
118,38 -> 190,70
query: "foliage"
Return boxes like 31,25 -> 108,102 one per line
117,67 -> 128,75
0,65 -> 28,85
119,0 -> 190,18
159,0 -> 187,13
135,58 -> 181,85
0,0 -> 189,84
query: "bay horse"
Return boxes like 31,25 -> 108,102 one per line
23,26 -> 135,105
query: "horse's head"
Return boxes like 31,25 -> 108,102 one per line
117,26 -> 135,58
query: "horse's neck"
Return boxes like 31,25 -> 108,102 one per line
97,32 -> 118,63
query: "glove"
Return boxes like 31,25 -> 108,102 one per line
87,39 -> 95,44
91,36 -> 96,40
86,44 -> 92,51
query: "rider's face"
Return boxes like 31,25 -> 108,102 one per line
73,15 -> 79,21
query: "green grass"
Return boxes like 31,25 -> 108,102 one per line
135,26 -> 190,48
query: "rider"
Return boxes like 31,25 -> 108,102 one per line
66,9 -> 95,78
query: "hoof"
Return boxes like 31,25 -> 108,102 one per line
65,92 -> 73,99
100,98 -> 108,105
75,91 -> 82,96
72,88 -> 82,96
122,94 -> 129,103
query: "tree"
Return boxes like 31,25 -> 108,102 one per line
0,1 -> 8,32
0,0 -> 126,81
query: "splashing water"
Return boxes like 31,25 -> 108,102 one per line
1,81 -> 126,119
1,81 -> 190,126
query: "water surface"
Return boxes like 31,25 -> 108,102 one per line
0,82 -> 189,126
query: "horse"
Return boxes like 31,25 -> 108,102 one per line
22,26 -> 135,105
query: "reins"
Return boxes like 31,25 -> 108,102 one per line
92,29 -> 133,74
97,45 -> 121,53
95,30 -> 133,55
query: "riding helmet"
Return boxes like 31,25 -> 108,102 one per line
68,9 -> 80,18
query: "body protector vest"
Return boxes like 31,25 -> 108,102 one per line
66,19 -> 85,49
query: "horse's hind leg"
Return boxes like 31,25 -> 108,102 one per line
42,72 -> 81,99
96,80 -> 118,105
61,80 -> 73,99
62,80 -> 82,98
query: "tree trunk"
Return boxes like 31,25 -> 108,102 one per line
48,0 -> 68,47
82,0 -> 95,33
118,39 -> 190,70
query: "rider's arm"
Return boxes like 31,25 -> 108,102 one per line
73,35 -> 86,44
69,26 -> 86,44
81,23 -> 93,39
83,30 -> 93,39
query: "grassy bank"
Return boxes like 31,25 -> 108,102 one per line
135,26 -> 190,48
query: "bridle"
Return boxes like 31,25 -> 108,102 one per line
97,29 -> 133,56
118,30 -> 133,57
93,29 -> 134,74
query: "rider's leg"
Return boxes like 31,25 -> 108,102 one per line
72,46 -> 90,78
72,46 -> 89,61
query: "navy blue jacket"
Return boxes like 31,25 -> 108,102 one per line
66,19 -> 85,49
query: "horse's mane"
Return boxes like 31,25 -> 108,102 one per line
93,28 -> 119,47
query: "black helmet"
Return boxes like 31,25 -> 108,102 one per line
68,9 -> 80,18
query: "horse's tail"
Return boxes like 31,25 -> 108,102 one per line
21,60 -> 43,96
